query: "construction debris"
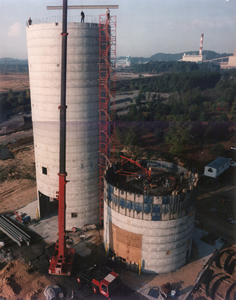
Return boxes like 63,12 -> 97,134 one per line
44,285 -> 63,300
0,215 -> 31,246
14,211 -> 31,225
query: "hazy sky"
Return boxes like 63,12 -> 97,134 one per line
0,0 -> 235,59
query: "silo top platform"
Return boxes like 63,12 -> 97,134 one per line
105,159 -> 197,196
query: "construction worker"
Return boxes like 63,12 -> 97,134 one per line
166,179 -> 170,188
81,10 -> 85,23
106,8 -> 110,20
28,17 -> 32,25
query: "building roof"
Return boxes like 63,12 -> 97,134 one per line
206,157 -> 230,169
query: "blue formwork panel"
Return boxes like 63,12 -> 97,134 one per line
162,204 -> 170,214
185,206 -> 190,215
179,194 -> 185,202
111,193 -> 116,203
152,214 -> 161,221
171,195 -> 178,204
172,164 -> 178,172
185,199 -> 190,208
152,205 -> 161,213
194,193 -> 197,204
144,195 -> 153,204
179,201 -> 185,211
120,198 -> 126,208
162,196 -> 170,204
143,204 -> 151,213
189,195 -> 193,205
126,201 -> 133,210
109,185 -> 114,194
171,203 -> 178,213
135,203 -> 143,212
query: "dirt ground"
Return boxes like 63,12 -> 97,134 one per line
0,143 -> 36,214
0,73 -> 29,92
0,260 -> 52,300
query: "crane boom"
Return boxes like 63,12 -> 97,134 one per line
48,0 -> 75,276
119,156 -> 151,180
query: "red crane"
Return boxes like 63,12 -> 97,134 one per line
118,156 -> 151,180
48,0 -> 75,276
46,1 -> 118,275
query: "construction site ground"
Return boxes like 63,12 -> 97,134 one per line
0,93 -> 235,299
0,134 -> 235,299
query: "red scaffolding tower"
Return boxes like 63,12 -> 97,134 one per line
98,15 -> 117,225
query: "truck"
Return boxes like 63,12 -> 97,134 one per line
76,264 -> 121,298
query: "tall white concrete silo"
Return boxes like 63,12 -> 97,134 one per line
26,22 -> 100,229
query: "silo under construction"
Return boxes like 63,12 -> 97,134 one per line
103,159 -> 198,274
26,22 -> 100,229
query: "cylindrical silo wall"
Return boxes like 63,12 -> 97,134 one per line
26,23 -> 100,228
103,161 -> 197,274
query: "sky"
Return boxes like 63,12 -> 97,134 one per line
0,0 -> 235,59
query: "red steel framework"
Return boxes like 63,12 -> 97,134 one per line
98,14 -> 117,225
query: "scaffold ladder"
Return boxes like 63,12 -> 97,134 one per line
98,14 -> 117,225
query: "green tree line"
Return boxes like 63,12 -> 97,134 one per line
115,121 -> 233,157
0,89 -> 31,113
132,61 -> 219,74
116,71 -> 221,93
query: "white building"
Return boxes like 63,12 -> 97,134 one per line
182,53 -> 206,63
204,157 -> 230,178
116,55 -> 131,68
220,49 -> 236,69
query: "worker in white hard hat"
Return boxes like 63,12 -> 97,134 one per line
106,8 -> 110,20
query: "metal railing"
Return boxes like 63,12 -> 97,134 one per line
26,15 -> 99,26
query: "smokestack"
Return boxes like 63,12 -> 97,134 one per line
199,33 -> 204,56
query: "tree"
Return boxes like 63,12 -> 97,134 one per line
123,124 -> 140,147
219,112 -> 229,121
154,127 -> 164,143
165,122 -> 194,155
135,90 -> 145,106
230,101 -> 236,116
17,92 -> 25,105
189,104 -> 200,121
210,143 -> 226,157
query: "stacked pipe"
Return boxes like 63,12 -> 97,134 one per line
199,33 -> 204,56
0,215 -> 31,246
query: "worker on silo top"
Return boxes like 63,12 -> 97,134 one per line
106,8 -> 110,20
166,178 -> 170,188
81,10 -> 85,23
28,17 -> 32,25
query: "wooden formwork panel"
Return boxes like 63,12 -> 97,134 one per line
109,222 -> 142,264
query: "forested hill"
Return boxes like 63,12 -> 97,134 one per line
130,50 -> 233,64
0,58 -> 28,64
